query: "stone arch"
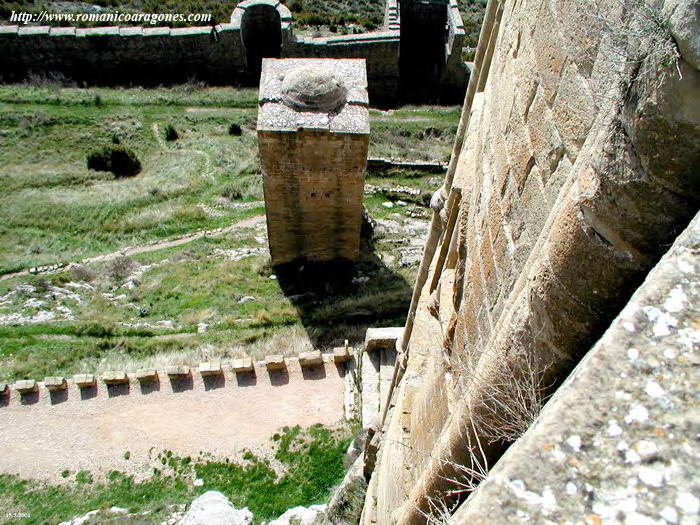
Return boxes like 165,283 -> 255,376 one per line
237,1 -> 283,79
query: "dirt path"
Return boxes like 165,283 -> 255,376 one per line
0,359 -> 347,482
0,214 -> 265,282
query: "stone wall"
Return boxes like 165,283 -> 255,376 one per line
0,0 -> 468,104
361,0 -> 700,523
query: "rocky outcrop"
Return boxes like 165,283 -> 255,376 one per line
179,491 -> 253,525
268,504 -> 327,525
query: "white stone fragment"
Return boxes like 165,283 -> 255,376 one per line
625,404 -> 649,424
676,493 -> 699,514
638,466 -> 664,488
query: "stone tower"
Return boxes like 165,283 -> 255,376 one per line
399,0 -> 449,102
257,58 -> 370,266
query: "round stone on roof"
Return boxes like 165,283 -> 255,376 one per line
281,65 -> 348,113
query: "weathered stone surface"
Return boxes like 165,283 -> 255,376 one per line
102,371 -> 128,385
0,383 -> 7,396
265,355 -> 286,371
333,346 -> 352,363
258,58 -> 369,265
44,377 -> 67,391
135,369 -> 158,382
14,379 -> 37,393
166,365 -> 190,377
363,1 -> 700,522
364,327 -> 403,352
268,504 -> 326,524
298,350 -> 323,367
231,357 -> 254,373
198,362 -> 223,376
451,211 -> 700,524
180,491 -> 253,525
74,374 -> 96,388
281,65 -> 348,113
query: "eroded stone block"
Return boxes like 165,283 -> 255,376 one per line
44,376 -> 67,391
298,350 -> 323,367
333,346 -> 352,363
102,371 -> 128,385
74,374 -> 96,388
199,362 -> 222,376
166,365 -> 190,377
265,355 -> 286,371
231,357 -> 254,373
365,327 -> 403,352
14,379 -> 37,393
135,369 -> 158,382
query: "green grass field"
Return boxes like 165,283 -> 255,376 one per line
0,84 -> 458,382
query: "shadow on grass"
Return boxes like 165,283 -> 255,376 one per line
273,230 -> 412,349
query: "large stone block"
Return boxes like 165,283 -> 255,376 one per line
102,371 -> 128,385
14,380 -> 37,393
298,351 -> 323,367
198,362 -> 222,376
333,346 -> 353,363
135,369 -> 158,382
231,358 -> 254,373
44,377 -> 67,391
365,327 -> 403,352
74,374 -> 96,388
166,366 -> 191,377
265,355 -> 286,371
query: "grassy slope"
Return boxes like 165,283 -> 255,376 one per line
0,85 -> 458,382
0,424 -> 354,525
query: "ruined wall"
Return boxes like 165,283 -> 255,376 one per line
362,0 -> 700,523
0,0 -> 468,103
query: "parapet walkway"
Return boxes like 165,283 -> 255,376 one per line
0,357 -> 349,481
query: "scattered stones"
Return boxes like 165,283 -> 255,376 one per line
59,506 -> 128,525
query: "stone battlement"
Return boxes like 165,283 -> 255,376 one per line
0,351 -> 357,413
0,0 -> 468,104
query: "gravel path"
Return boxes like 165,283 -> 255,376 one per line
0,359 -> 346,482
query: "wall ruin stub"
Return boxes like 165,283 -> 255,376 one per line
257,58 -> 370,266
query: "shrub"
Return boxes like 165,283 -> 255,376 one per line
87,145 -> 141,178
228,123 -> 242,136
164,124 -> 179,141
287,0 -> 304,13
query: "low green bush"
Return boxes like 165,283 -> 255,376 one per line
86,145 -> 141,178
164,124 -> 179,141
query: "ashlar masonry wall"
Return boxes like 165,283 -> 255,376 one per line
361,0 -> 700,523
0,0 -> 468,104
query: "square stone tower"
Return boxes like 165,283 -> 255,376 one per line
257,58 -> 370,266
